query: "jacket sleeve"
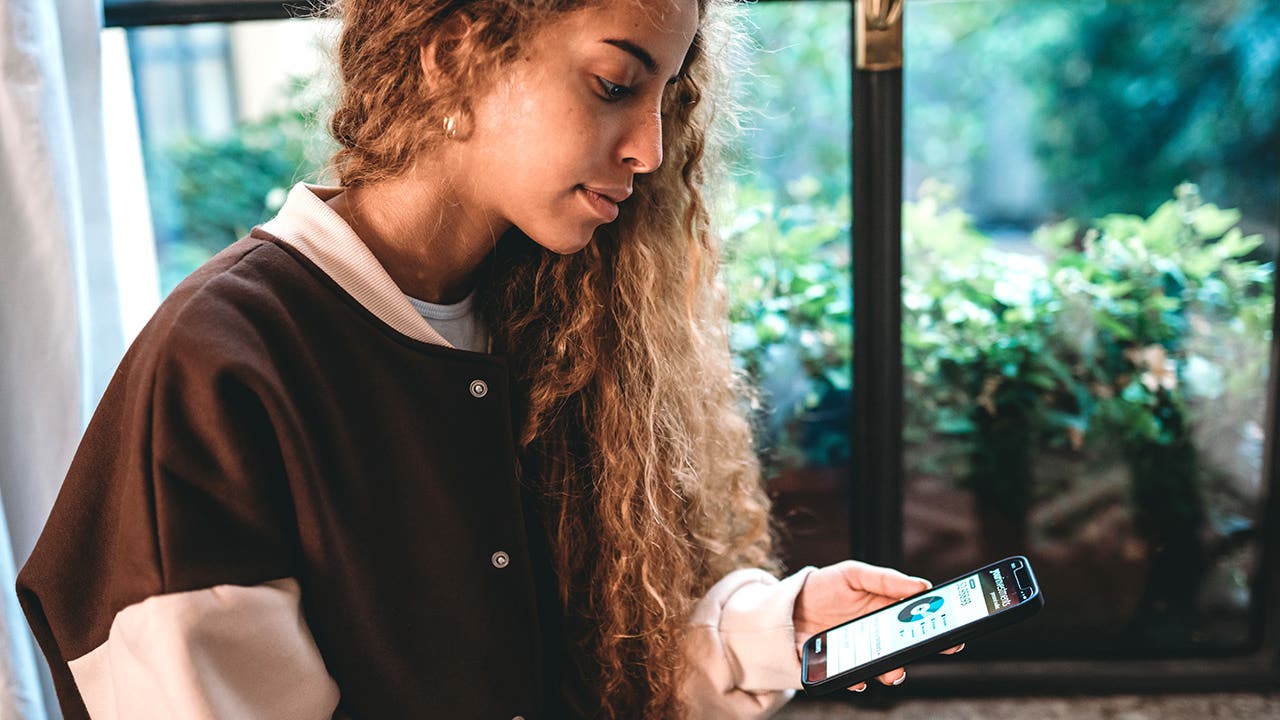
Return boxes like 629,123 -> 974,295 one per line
15,305 -> 339,720
680,566 -> 817,719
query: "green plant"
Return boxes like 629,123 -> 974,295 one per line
1037,183 -> 1271,448
148,75 -> 335,293
899,181 -> 1273,580
905,0 -> 1280,226
721,179 -> 852,469
1031,182 -> 1272,638
738,2 -> 852,207
902,181 -> 1083,554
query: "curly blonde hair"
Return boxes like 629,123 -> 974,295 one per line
324,1 -> 777,716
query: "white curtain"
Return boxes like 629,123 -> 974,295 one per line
0,0 -> 145,716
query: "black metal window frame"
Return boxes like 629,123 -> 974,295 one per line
102,0 -> 1280,698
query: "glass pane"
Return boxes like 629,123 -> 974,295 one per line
112,19 -> 336,295
107,7 -> 856,572
724,1 -> 853,570
903,0 -> 1277,655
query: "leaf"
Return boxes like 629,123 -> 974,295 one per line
786,175 -> 822,202
824,366 -> 852,391
935,416 -> 977,435
1141,201 -> 1184,251
1032,219 -> 1079,254
1094,312 -> 1135,341
1024,372 -> 1058,391
1120,381 -> 1150,404
1214,228 -> 1264,260
1190,205 -> 1241,239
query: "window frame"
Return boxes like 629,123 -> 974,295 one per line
104,0 -> 295,27
101,0 -> 1280,698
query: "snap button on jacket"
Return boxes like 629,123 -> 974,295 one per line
17,237 -> 568,719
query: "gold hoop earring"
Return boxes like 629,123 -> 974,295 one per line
443,115 -> 458,139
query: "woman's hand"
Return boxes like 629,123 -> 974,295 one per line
792,560 -> 964,692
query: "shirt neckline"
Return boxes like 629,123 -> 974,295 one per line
259,182 -> 457,349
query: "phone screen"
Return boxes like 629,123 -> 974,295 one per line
805,559 -> 1034,683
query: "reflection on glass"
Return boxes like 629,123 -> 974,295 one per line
722,1 -> 852,569
903,0 -> 1276,654
113,7 -> 858,571
120,19 -> 335,294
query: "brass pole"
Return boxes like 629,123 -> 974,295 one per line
855,0 -> 904,70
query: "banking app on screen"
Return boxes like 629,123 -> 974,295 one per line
808,566 -> 1023,682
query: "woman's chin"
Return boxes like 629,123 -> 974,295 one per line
531,230 -> 597,256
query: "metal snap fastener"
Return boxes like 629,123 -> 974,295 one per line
491,550 -> 510,569
469,379 -> 488,398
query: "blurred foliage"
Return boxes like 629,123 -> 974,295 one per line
906,0 -> 1280,225
735,2 -> 851,207
723,0 -> 1278,475
901,180 -> 1066,515
881,181 -> 1272,631
146,76 -> 333,293
718,1 -> 853,469
726,171 -> 1273,549
722,181 -> 852,468
897,181 -> 1273,528
1038,183 -> 1272,449
141,1 -> 1277,491
1041,183 -> 1272,631
1021,0 -> 1280,223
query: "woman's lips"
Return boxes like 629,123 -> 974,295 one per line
578,185 -> 620,222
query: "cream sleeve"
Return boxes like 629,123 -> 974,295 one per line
680,566 -> 818,719
66,579 -> 340,720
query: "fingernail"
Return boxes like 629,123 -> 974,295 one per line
956,643 -> 965,652
854,685 -> 866,692
892,671 -> 907,685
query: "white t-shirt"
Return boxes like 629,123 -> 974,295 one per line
406,289 -> 489,353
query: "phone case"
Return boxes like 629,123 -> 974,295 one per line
800,555 -> 1044,695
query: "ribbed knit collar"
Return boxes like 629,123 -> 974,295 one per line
259,182 -> 453,348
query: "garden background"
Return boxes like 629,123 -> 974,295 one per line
122,0 -> 1278,661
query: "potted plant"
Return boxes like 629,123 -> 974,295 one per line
1037,183 -> 1272,642
902,182 -> 1080,560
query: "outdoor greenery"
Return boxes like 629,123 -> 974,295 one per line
725,175 -> 1272,502
146,77 -> 331,293
898,180 -> 1272,638
722,182 -> 852,468
905,0 -> 1280,226
137,0 -> 1277,646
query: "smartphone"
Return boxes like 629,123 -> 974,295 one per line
800,555 -> 1043,695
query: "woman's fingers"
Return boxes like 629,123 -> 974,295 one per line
846,666 -> 913,693
878,668 -> 907,686
846,682 -> 868,693
844,646 -> 962,693
838,560 -> 932,599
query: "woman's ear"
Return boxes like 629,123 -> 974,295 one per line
418,11 -> 473,83
417,10 -> 483,141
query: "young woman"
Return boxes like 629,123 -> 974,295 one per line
18,0 -> 954,717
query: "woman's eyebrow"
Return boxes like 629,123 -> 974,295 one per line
600,37 -> 690,84
601,39 -> 657,73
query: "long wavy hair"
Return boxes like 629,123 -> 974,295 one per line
323,1 -> 778,716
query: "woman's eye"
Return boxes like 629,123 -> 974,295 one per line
596,77 -> 632,101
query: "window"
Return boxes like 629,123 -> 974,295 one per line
104,16 -> 335,293
102,0 -> 1280,692
902,0 -> 1278,663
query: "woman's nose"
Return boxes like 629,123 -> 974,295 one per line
620,106 -> 664,174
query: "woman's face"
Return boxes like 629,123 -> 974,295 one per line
451,0 -> 700,254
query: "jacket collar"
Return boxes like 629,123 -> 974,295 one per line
259,182 -> 454,348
